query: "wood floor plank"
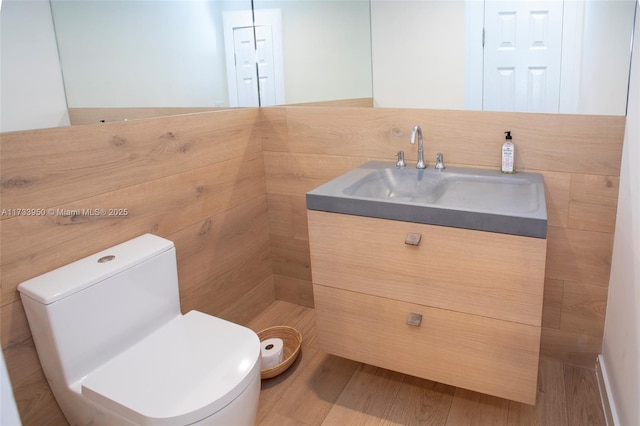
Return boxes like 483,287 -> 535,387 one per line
259,411 -> 310,426
322,364 -> 404,425
508,357 -> 569,426
382,375 -> 455,426
564,364 -> 607,426
270,351 -> 360,426
444,388 -> 510,426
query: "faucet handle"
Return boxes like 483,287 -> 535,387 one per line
396,151 -> 406,168
435,153 -> 445,171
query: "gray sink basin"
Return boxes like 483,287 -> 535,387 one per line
306,161 -> 547,238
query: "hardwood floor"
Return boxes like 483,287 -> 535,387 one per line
246,301 -> 607,426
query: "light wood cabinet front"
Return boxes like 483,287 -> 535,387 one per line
314,285 -> 540,405
308,210 -> 547,326
308,210 -> 547,405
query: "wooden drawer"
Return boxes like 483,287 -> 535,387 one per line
308,210 -> 546,326
314,284 -> 540,405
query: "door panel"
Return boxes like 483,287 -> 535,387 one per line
255,25 -> 277,106
233,26 -> 259,107
483,1 -> 563,113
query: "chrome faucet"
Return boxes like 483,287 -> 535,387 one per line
435,153 -> 445,171
396,151 -> 406,168
410,125 -> 426,169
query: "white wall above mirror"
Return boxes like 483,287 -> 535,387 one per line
0,0 -> 636,133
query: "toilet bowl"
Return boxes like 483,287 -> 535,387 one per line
18,234 -> 261,425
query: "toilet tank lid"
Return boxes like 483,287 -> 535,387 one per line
17,234 -> 174,305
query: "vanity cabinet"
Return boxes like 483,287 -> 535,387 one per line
307,210 -> 547,405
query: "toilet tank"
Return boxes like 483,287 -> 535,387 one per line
18,234 -> 182,389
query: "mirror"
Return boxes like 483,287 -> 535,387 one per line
50,0 -> 253,109
0,0 -> 635,132
251,0 -> 373,106
50,0 -> 373,113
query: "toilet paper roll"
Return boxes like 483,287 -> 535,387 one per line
261,337 -> 284,369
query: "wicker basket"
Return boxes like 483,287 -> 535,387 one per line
257,325 -> 302,379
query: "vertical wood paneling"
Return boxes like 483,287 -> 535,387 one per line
266,195 -> 309,241
273,107 -> 624,174
541,171 -> 571,228
0,108 -> 274,424
218,276 -> 276,327
273,274 -> 314,308
1,109 -> 261,209
568,202 -> 617,233
270,234 -> 312,282
1,104 -> 625,424
560,281 -> 608,338
68,107 -> 227,125
1,154 -> 267,305
10,366 -> 67,426
570,174 -> 620,205
540,327 -> 603,368
545,226 -> 614,287
567,174 -> 619,233
264,152 -> 372,196
260,107 -> 289,152
542,278 -> 564,329
174,196 -> 273,316
288,97 -> 374,108
267,194 -> 295,237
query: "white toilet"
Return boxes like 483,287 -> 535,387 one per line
18,234 -> 261,425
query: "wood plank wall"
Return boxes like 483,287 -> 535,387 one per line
0,109 -> 275,424
68,98 -> 373,126
0,105 -> 626,424
261,106 -> 626,368
68,107 -> 229,125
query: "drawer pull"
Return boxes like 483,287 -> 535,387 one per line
405,233 -> 422,246
406,312 -> 423,327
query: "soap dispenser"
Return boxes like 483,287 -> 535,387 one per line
501,131 -> 515,174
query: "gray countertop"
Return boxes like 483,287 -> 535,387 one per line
306,161 -> 548,239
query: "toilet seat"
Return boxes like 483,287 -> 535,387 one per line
81,310 -> 261,426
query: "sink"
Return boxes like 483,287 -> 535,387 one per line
343,168 -> 448,204
342,167 -> 540,214
433,176 -> 540,214
306,161 -> 547,238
